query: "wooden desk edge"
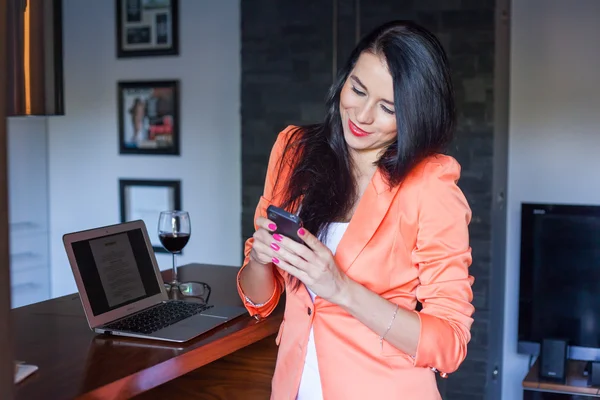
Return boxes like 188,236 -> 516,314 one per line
523,383 -> 600,396
78,313 -> 282,400
522,381 -> 539,389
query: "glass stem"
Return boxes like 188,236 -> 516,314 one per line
172,252 -> 177,284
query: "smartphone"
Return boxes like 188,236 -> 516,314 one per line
266,205 -> 303,243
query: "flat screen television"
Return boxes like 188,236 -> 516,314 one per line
518,203 -> 600,360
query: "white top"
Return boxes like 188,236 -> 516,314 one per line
296,222 -> 349,400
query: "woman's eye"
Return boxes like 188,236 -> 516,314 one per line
381,105 -> 395,115
351,86 -> 366,96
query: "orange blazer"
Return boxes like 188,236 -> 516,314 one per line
237,126 -> 475,400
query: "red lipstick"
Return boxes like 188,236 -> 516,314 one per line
348,120 -> 370,137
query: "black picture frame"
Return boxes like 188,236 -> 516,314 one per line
118,80 -> 180,156
116,0 -> 179,58
119,179 -> 182,253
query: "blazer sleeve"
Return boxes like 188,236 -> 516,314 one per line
411,156 -> 475,374
236,127 -> 294,318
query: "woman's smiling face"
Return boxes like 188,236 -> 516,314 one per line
339,51 -> 397,161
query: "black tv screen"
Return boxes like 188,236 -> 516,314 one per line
519,203 -> 600,352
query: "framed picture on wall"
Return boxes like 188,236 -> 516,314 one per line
118,80 -> 180,156
119,178 -> 182,253
115,0 -> 179,58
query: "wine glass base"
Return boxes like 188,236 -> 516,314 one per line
164,281 -> 211,303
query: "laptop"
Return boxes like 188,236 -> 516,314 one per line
63,220 -> 247,343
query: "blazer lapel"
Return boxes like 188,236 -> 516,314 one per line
334,168 -> 400,273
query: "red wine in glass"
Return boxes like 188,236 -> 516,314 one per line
158,232 -> 190,253
158,211 -> 191,298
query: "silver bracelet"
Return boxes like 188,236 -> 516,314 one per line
380,304 -> 399,347
238,274 -> 268,307
244,295 -> 267,307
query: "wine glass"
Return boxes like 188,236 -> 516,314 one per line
158,211 -> 211,301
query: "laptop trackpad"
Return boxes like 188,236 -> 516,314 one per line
201,304 -> 247,319
150,313 -> 229,342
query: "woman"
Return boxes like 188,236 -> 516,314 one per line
128,97 -> 147,144
237,20 -> 475,399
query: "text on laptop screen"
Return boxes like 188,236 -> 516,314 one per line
71,228 -> 161,316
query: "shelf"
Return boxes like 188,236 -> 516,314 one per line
524,359 -> 600,398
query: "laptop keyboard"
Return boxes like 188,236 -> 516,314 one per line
104,301 -> 213,335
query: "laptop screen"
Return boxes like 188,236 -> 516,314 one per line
71,227 -> 162,316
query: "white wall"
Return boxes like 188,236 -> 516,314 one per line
503,0 -> 600,398
48,0 -> 241,297
7,117 -> 51,308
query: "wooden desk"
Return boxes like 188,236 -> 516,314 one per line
523,359 -> 600,399
13,263 -> 283,399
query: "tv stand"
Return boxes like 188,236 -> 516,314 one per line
523,358 -> 600,398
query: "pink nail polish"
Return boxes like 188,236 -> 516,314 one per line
272,257 -> 280,264
268,223 -> 277,231
298,228 -> 306,236
273,233 -> 283,242
271,243 -> 280,251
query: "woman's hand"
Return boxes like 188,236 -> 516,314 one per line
270,228 -> 350,304
249,216 -> 280,266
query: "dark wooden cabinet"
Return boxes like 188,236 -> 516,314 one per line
137,334 -> 278,399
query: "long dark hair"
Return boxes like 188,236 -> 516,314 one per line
274,21 -> 455,284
